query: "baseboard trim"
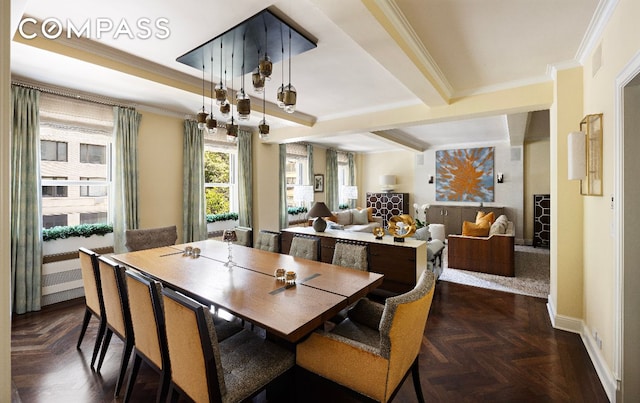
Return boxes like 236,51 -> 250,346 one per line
547,294 -> 618,401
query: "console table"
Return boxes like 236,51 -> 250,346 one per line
280,227 -> 427,295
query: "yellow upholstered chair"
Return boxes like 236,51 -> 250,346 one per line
161,287 -> 295,403
123,270 -> 170,403
125,225 -> 178,252
77,247 -> 106,369
289,235 -> 320,261
296,270 -> 436,403
95,256 -> 134,398
331,241 -> 368,271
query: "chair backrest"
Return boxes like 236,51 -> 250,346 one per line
125,270 -> 167,371
233,227 -> 253,247
379,270 -> 435,401
289,235 -> 320,261
125,225 -> 178,252
98,256 -> 132,340
162,287 -> 225,403
254,230 -> 280,253
78,247 -> 103,316
331,241 -> 368,271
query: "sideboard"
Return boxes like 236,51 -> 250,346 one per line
280,227 -> 427,296
426,205 -> 505,237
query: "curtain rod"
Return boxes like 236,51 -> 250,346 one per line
11,79 -> 133,109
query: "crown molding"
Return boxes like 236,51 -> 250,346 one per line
575,0 -> 619,65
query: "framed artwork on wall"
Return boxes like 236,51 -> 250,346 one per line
314,174 -> 324,193
435,146 -> 495,202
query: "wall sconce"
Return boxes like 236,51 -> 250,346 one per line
428,175 -> 434,184
497,173 -> 504,183
568,114 -> 603,196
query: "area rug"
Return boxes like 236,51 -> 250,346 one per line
439,245 -> 550,298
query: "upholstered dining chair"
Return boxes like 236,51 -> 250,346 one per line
161,287 -> 295,403
289,235 -> 320,261
123,270 -> 170,403
296,270 -> 436,403
254,230 -> 280,253
331,241 -> 368,271
125,225 -> 178,252
77,247 -> 107,369
95,256 -> 134,398
233,226 -> 253,247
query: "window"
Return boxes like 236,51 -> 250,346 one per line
285,144 -> 309,207
39,93 -> 114,228
41,140 -> 67,162
42,214 -> 68,229
204,149 -> 237,215
80,177 -> 108,197
42,176 -> 68,198
80,144 -> 106,164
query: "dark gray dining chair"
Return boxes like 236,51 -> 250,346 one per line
125,225 -> 178,252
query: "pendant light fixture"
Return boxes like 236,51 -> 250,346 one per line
205,54 -> 217,134
196,61 -> 208,130
226,46 -> 238,143
236,34 -> 251,121
259,21 -> 272,80
277,27 -> 285,109
252,48 -> 265,94
214,41 -> 227,106
283,28 -> 297,114
259,82 -> 269,139
219,67 -> 231,119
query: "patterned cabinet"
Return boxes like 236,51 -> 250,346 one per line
533,194 -> 551,248
366,192 -> 410,228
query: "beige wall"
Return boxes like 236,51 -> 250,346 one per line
252,139 -> 280,233
523,139 -> 551,242
137,110 -> 184,241
361,150 -> 415,207
1,0 -> 11,399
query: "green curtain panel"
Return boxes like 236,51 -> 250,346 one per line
348,152 -> 356,208
113,106 -> 141,253
238,129 -> 253,229
182,120 -> 207,242
279,144 -> 288,230
307,144 -> 314,186
10,85 -> 42,314
326,149 -> 339,211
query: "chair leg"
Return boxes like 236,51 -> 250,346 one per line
114,339 -> 134,397
96,329 -> 113,372
90,319 -> 107,370
123,353 -> 142,403
76,308 -> 92,349
411,357 -> 425,403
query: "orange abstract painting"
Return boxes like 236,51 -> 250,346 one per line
436,147 -> 494,202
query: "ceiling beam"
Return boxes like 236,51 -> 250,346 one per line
370,129 -> 427,152
506,112 -> 529,146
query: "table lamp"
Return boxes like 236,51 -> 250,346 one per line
307,201 -> 333,232
222,229 -> 237,268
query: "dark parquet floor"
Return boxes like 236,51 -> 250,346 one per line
11,280 -> 609,402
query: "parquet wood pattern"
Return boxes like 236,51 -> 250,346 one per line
11,281 -> 608,402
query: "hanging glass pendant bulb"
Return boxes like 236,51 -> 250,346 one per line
206,54 -> 217,134
215,42 -> 227,105
277,27 -> 285,108
220,100 -> 231,119
252,69 -> 265,93
259,87 -> 269,140
197,62 -> 208,130
259,24 -> 272,80
283,29 -> 297,114
237,34 -> 251,121
227,117 -> 238,143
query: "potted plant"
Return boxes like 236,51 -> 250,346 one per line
42,223 -> 114,255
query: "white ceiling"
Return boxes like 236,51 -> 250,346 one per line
9,0 -> 603,153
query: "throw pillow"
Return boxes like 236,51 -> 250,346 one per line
462,220 -> 490,237
352,208 -> 369,225
336,210 -> 353,226
489,215 -> 509,236
414,226 -> 431,241
475,211 -> 495,225
357,206 -> 374,222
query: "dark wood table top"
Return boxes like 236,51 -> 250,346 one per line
112,240 -> 383,342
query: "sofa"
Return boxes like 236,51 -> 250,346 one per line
325,208 -> 383,233
447,213 -> 515,277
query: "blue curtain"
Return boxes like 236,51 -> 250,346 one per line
307,144 -> 314,186
279,144 -> 288,230
238,129 -> 253,229
182,120 -> 207,242
348,152 -> 356,208
10,85 -> 42,314
326,149 -> 339,211
113,107 -> 141,253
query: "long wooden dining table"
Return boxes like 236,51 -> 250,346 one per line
111,239 -> 384,343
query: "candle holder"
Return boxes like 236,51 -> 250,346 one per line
222,229 -> 237,268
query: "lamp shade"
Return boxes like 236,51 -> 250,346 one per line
568,131 -> 586,180
308,202 -> 333,218
379,174 -> 396,192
